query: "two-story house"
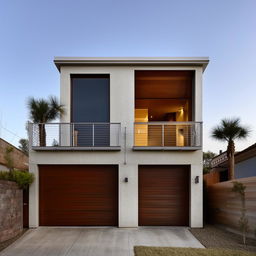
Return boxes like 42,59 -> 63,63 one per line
29,57 -> 209,228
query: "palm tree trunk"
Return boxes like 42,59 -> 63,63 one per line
227,140 -> 235,180
39,123 -> 46,147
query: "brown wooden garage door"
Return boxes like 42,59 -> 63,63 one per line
39,165 -> 118,226
139,165 -> 189,226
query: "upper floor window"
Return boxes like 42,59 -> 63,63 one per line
71,74 -> 110,122
71,74 -> 110,147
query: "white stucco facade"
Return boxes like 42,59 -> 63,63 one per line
29,58 -> 208,228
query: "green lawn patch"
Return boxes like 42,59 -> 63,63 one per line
134,246 -> 256,256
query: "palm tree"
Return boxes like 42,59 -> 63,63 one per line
18,138 -> 29,156
211,118 -> 249,180
28,96 -> 64,146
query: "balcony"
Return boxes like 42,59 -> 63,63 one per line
29,123 -> 121,151
133,121 -> 202,150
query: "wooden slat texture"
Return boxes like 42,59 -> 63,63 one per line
203,172 -> 220,186
139,165 -> 189,226
207,176 -> 256,235
39,165 -> 118,226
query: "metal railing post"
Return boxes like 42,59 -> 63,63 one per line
124,126 -> 127,164
162,124 -> 164,147
70,123 -> 73,147
92,123 -> 94,147
119,123 -> 121,147
28,122 -> 33,149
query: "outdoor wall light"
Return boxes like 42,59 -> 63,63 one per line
124,177 -> 128,183
195,176 -> 199,184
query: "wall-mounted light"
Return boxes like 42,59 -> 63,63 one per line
195,176 -> 199,184
124,177 -> 128,183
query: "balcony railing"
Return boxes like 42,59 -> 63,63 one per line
134,121 -> 202,150
29,122 -> 121,150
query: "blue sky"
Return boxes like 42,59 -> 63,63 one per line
0,0 -> 255,153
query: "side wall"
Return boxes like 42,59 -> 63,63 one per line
0,180 -> 23,242
29,65 -> 203,228
0,139 -> 28,170
235,156 -> 256,179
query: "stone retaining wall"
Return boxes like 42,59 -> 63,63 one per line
0,180 -> 23,242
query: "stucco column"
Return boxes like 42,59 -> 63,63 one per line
118,164 -> 138,227
190,163 -> 203,227
29,162 -> 39,228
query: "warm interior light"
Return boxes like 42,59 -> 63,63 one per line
135,109 -> 148,146
177,128 -> 185,146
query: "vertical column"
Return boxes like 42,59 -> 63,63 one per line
60,67 -> 71,123
194,68 -> 203,122
60,68 -> 72,146
190,163 -> 203,227
119,164 -> 138,227
29,161 -> 39,227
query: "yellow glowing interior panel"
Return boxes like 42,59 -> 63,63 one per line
135,109 -> 148,146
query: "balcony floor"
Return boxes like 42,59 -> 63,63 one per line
32,146 -> 121,151
133,146 -> 201,151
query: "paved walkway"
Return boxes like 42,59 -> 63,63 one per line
0,227 -> 204,256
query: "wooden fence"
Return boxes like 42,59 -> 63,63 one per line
204,172 -> 220,186
206,176 -> 256,237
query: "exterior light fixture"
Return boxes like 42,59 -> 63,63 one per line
195,176 -> 199,184
124,177 -> 128,183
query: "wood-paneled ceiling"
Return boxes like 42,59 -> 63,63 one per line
135,71 -> 194,99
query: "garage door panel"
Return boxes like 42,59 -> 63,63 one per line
39,165 -> 118,226
139,165 -> 189,226
140,200 -> 188,208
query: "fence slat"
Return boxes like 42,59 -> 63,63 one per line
206,176 -> 256,236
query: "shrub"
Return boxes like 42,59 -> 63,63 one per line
0,170 -> 34,189
232,181 -> 249,245
0,171 -> 10,180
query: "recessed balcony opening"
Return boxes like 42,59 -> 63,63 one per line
134,70 -> 201,149
135,70 -> 194,122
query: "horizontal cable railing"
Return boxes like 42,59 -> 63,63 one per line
29,123 -> 121,148
134,122 -> 202,148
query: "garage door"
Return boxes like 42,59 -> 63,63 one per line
39,165 -> 118,226
139,165 -> 189,226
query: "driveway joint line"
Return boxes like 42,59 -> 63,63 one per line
63,229 -> 83,256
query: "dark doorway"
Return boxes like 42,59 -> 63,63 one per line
23,189 -> 29,228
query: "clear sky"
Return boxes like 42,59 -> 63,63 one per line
0,0 -> 255,154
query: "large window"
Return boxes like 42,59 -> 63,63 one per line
71,74 -> 110,146
71,74 -> 110,122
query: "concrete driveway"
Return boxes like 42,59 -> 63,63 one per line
0,227 -> 204,256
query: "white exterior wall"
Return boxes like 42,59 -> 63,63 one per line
29,65 -> 203,228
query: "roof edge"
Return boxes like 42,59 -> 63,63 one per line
54,57 -> 209,72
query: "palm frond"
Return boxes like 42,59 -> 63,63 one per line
47,96 -> 65,121
235,126 -> 250,140
27,96 -> 64,123
211,117 -> 250,143
211,125 -> 228,141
